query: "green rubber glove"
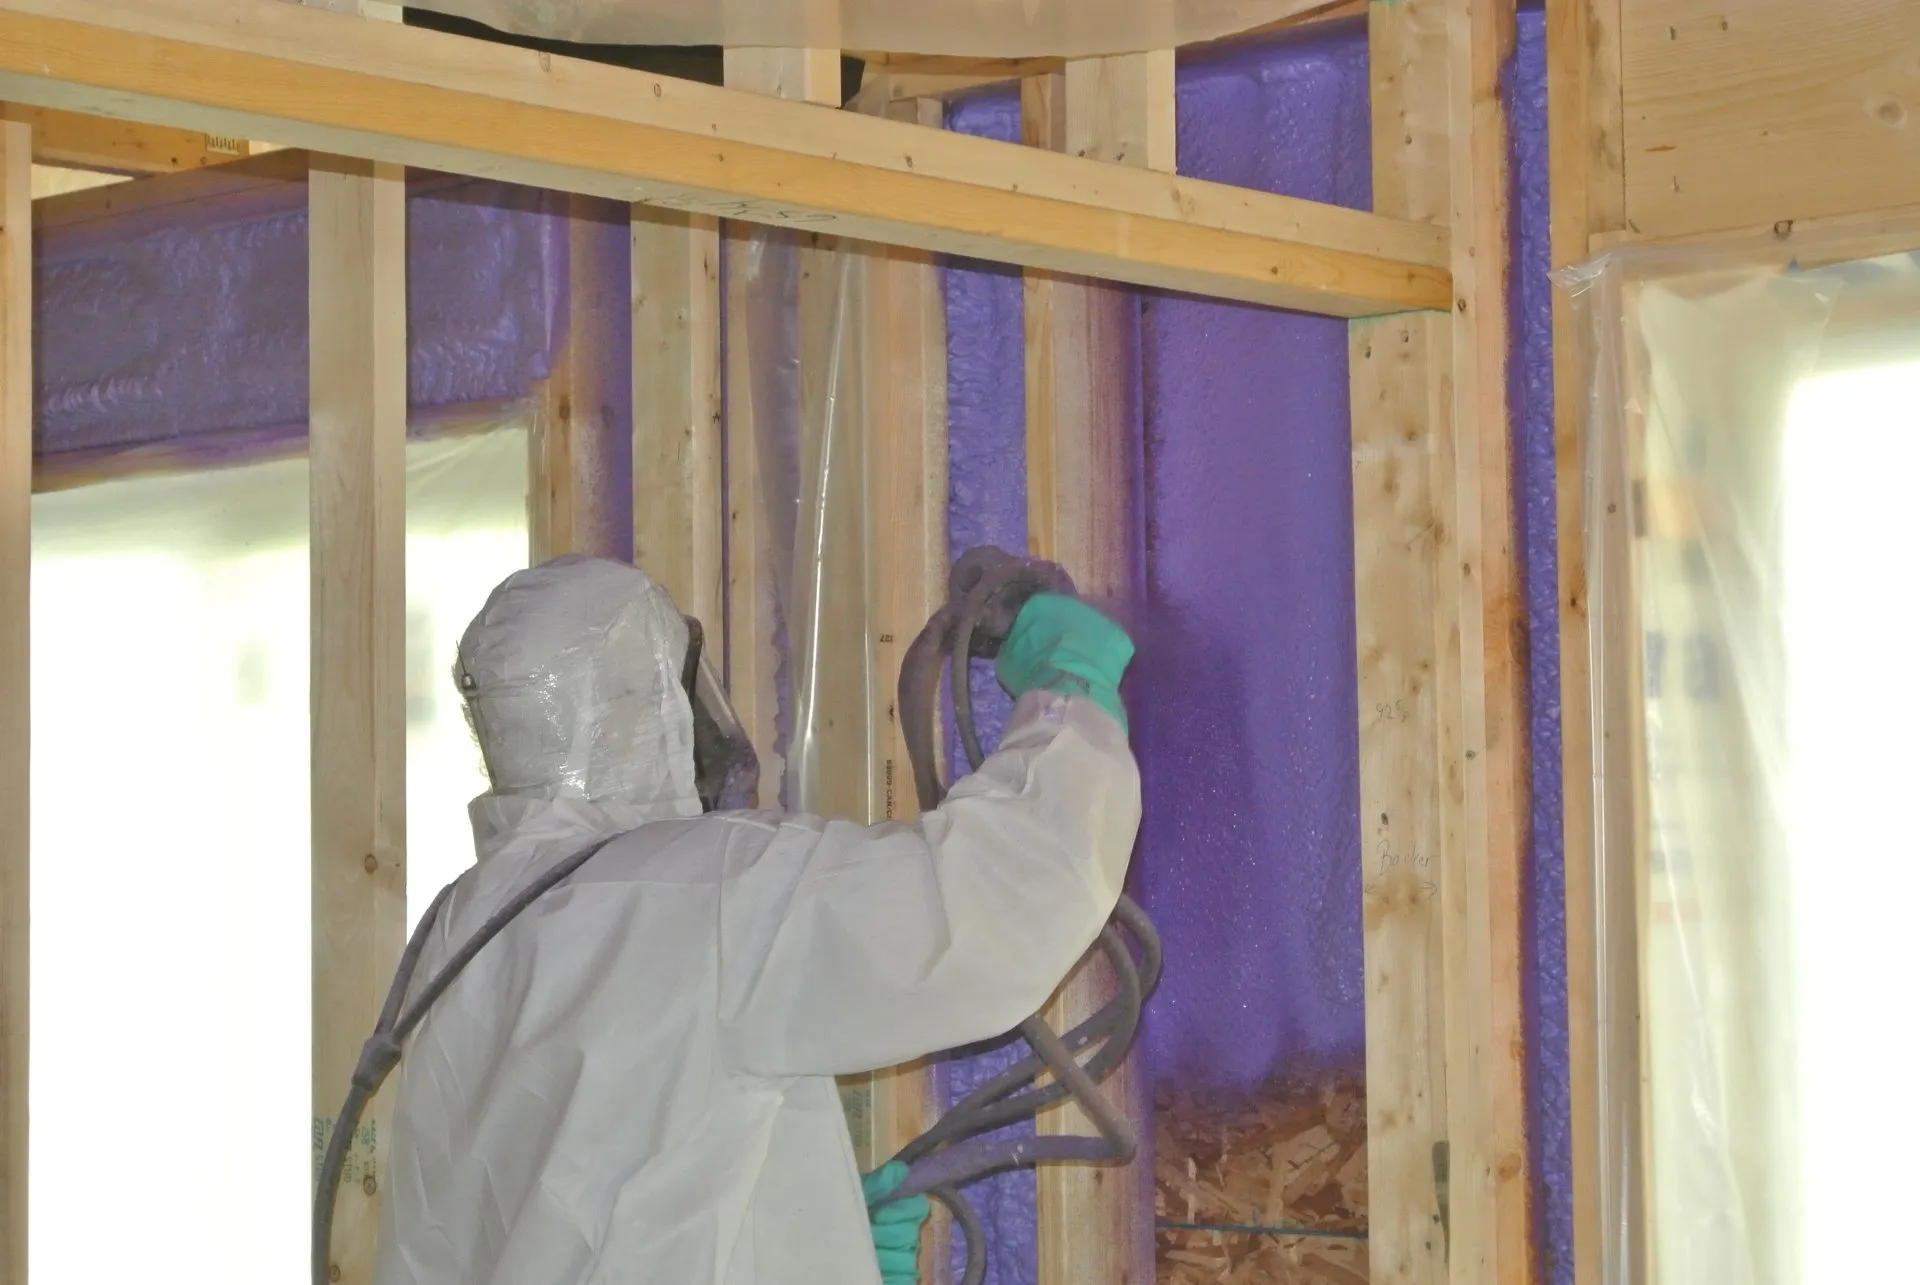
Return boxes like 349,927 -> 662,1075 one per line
861,1162 -> 929,1285
994,593 -> 1136,733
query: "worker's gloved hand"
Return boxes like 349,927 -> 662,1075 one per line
861,1163 -> 930,1285
995,593 -> 1136,733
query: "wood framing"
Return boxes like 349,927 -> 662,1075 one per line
308,152 -> 408,1285
1349,2 -> 1453,1280
1023,53 -> 1167,1285
857,96 -> 951,1263
532,195 -> 628,564
631,206 -> 723,629
854,4 -> 1364,104
0,113 -> 28,1285
3,103 -> 245,174
1350,312 -> 1455,1284
28,148 -> 308,245
1546,3 -> 1624,1284
719,48 -> 839,812
854,54 -> 1062,105
1442,2 -> 1531,1284
0,0 -> 1448,317
529,375 -> 578,562
1619,0 -> 1920,239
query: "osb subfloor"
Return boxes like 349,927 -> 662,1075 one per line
1155,1074 -> 1367,1284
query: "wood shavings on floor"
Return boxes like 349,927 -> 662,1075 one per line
1155,1074 -> 1367,1284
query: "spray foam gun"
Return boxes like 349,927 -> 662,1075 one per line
878,545 -> 1162,1285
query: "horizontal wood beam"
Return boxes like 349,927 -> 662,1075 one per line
3,103 -> 244,172
853,4 -> 1365,104
0,0 -> 1449,317
31,149 -> 307,237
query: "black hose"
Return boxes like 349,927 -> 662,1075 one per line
312,837 -> 617,1285
875,547 -> 1162,1278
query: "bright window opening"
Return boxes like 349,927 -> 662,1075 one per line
28,425 -> 529,1285
1782,360 -> 1920,1283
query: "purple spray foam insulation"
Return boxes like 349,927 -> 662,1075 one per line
1506,6 -> 1573,1283
940,86 -> 1041,1285
1130,18 -> 1372,1093
35,177 -> 563,459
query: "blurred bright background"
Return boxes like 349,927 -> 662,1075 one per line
1782,359 -> 1920,1285
27,423 -> 527,1284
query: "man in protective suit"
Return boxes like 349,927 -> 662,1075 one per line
374,554 -> 1140,1285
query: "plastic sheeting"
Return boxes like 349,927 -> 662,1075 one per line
1559,230 -> 1920,1285
727,225 -> 878,823
404,0 -> 1327,58
730,222 -> 892,1167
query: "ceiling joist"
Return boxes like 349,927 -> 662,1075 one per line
2,104 -> 248,174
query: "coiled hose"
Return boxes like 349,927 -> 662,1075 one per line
880,546 -> 1162,1285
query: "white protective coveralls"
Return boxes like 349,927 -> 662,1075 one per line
374,555 -> 1142,1285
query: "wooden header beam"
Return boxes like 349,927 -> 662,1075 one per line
0,0 -> 1448,317
3,103 -> 245,173
852,1 -> 1367,102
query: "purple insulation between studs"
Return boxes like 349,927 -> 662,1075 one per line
35,177 -> 564,458
1507,7 -> 1574,1284
942,87 -> 1041,1285
1134,18 -> 1372,1095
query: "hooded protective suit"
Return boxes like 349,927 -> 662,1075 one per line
374,555 -> 1141,1285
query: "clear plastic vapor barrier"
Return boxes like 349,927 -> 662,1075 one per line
727,225 -> 879,819
1558,228 -> 1920,1285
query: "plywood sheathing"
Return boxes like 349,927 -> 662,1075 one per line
1155,1077 -> 1370,1285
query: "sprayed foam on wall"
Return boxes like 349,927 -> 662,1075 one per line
941,13 -> 1573,1280
939,22 -> 1376,1283
34,177 -> 567,457
1133,19 -> 1372,1091
1507,8 -> 1575,1283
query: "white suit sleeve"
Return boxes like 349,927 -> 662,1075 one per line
716,691 -> 1142,1079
